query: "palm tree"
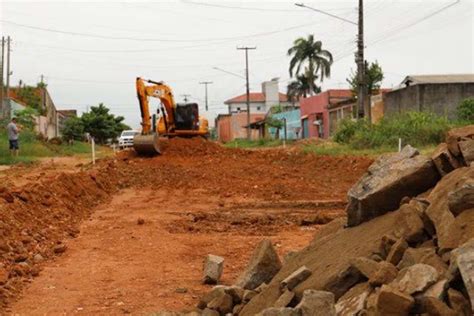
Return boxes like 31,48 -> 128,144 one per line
288,35 -> 333,95
287,72 -> 321,102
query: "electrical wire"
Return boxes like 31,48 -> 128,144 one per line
1,19 -> 327,43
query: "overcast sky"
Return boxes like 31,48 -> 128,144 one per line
1,0 -> 473,128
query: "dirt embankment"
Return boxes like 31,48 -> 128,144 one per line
0,138 -> 372,312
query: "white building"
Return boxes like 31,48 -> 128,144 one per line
224,78 -> 294,114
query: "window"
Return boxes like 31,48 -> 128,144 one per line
236,107 -> 241,111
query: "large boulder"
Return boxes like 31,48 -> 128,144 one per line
376,284 -> 414,316
295,290 -> 336,316
448,178 -> 474,216
449,239 -> 474,312
392,264 -> 438,295
203,254 -> 224,284
397,247 -> 447,276
425,167 -> 474,253
335,282 -> 371,316
280,266 -> 312,291
346,145 -> 439,227
459,139 -> 474,165
446,125 -> 474,157
236,239 -> 282,290
431,143 -> 461,176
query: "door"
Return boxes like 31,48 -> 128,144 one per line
302,118 -> 309,139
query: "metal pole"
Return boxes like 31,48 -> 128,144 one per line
199,81 -> 213,111
6,36 -> 10,97
237,46 -> 256,140
0,37 -> 4,118
357,0 -> 368,121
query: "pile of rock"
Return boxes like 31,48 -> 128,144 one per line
159,126 -> 474,315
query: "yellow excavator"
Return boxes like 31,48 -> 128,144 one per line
133,77 -> 209,155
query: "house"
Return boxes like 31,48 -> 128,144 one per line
268,108 -> 301,140
3,85 -> 76,139
57,110 -> 78,133
217,78 -> 294,142
384,74 -> 474,119
224,78 -> 293,114
216,112 -> 265,142
327,89 -> 391,135
300,89 -> 353,139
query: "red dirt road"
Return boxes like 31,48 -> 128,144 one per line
1,139 -> 373,315
10,188 -> 323,315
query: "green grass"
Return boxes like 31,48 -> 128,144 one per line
224,138 -> 296,148
0,129 -> 112,165
301,141 -> 437,157
333,111 -> 460,150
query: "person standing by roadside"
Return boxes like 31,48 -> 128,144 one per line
7,117 -> 20,156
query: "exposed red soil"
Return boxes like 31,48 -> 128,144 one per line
0,138 -> 373,314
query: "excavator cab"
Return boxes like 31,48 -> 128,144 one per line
133,78 -> 209,155
175,103 -> 199,131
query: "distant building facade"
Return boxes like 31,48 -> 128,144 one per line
216,112 -> 265,142
268,109 -> 301,140
384,74 -> 474,119
224,78 -> 293,114
300,90 -> 353,139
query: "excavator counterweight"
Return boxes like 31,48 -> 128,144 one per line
133,78 -> 209,155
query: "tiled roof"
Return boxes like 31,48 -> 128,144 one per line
225,92 -> 288,104
402,74 -> 474,85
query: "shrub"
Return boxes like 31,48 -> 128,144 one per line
457,98 -> 474,122
334,111 -> 452,149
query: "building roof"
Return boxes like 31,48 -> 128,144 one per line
57,109 -> 77,117
402,74 -> 474,86
225,92 -> 288,104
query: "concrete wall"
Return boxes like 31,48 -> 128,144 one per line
268,109 -> 301,139
217,112 -> 264,142
384,83 -> 474,119
228,102 -> 267,114
262,80 -> 279,110
300,92 -> 330,139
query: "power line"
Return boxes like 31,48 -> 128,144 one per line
1,19 -> 326,43
368,0 -> 461,46
182,0 -> 354,13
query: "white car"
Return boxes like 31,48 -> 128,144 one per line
118,130 -> 139,149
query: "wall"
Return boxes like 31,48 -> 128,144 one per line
299,92 -> 330,139
384,83 -> 474,119
268,109 -> 301,139
328,104 -> 355,136
228,102 -> 267,114
262,80 -> 279,110
217,112 -> 264,142
371,93 -> 385,123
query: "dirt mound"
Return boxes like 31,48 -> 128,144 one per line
161,137 -> 228,157
0,169 -> 121,308
167,208 -> 343,235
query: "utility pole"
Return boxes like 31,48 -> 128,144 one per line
0,36 -> 4,118
295,2 -> 366,120
357,0 -> 368,121
199,81 -> 213,111
181,94 -> 191,103
237,46 -> 256,140
6,36 -> 11,98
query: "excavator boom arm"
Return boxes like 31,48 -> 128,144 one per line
136,77 -> 177,135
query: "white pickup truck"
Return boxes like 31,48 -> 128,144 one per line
118,130 -> 139,149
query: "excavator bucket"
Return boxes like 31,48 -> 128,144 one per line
133,133 -> 161,155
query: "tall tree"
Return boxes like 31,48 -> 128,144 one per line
81,103 -> 130,144
347,60 -> 384,97
287,72 -> 321,101
288,35 -> 333,95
